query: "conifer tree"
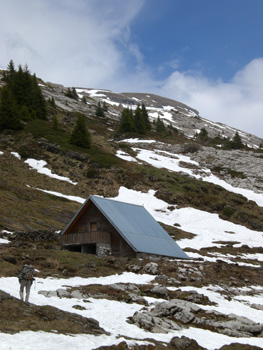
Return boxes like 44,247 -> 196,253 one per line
65,87 -> 78,100
231,132 -> 243,149
70,113 -> 91,148
3,59 -> 16,85
199,127 -> 208,140
72,87 -> 79,100
95,101 -> 105,117
48,96 -> 56,109
134,105 -> 146,134
141,103 -> 151,131
0,61 -> 47,125
119,108 -> 134,133
0,86 -> 22,131
20,105 -> 31,121
103,101 -> 108,112
30,74 -> 47,119
156,116 -> 165,133
81,95 -> 87,104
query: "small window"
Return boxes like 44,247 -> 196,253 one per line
90,222 -> 97,231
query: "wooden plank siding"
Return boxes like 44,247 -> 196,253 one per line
61,201 -> 137,257
60,230 -> 111,246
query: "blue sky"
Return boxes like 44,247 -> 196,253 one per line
0,0 -> 262,137
130,0 -> 263,81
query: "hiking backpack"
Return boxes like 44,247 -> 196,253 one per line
19,265 -> 34,280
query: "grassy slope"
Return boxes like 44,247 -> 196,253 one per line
1,109 -> 263,233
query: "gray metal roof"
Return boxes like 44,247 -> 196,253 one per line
89,195 -> 188,259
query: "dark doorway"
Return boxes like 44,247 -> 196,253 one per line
81,243 -> 96,254
64,244 -> 82,253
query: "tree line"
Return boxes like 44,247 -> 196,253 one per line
197,127 -> 245,149
118,103 -> 170,135
0,60 -> 47,131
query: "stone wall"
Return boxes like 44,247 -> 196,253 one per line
96,242 -> 111,257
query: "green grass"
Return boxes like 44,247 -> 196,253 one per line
25,119 -> 71,149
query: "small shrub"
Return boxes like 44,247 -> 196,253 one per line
182,143 -> 201,153
86,168 -> 99,178
222,205 -> 236,217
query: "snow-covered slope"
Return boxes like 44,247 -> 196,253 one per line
1,77 -> 263,349
1,138 -> 263,349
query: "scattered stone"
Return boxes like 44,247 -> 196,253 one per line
56,289 -> 70,298
251,304 -> 263,311
143,262 -> 159,275
170,335 -> 207,350
150,286 -> 169,299
71,290 -> 85,299
127,264 -> 142,273
154,274 -> 169,283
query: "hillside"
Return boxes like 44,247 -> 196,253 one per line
0,70 -> 263,350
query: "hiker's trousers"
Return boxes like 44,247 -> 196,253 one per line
20,279 -> 32,302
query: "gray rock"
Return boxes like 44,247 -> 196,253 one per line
143,262 -> 159,275
151,299 -> 201,318
71,290 -> 85,299
132,311 -> 181,334
251,303 -> 263,311
170,335 -> 207,350
38,290 -> 49,297
174,310 -> 195,324
57,288 -> 70,298
127,264 -> 141,273
154,274 -> 169,283
38,290 -> 58,298
150,286 -> 169,299
169,277 -> 182,285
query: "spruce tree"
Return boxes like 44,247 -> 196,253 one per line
70,113 -> 91,148
156,116 -> 165,133
141,103 -> 151,131
199,127 -> 208,140
95,101 -> 105,117
3,59 -> 16,85
1,61 -> 47,123
0,86 -> 22,131
20,105 -> 31,121
231,132 -> 243,149
134,105 -> 146,134
30,74 -> 47,119
119,108 -> 134,133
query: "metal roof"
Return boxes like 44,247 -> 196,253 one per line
88,195 -> 188,259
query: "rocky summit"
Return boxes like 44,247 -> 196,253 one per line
0,68 -> 263,350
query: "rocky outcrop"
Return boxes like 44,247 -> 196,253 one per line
0,290 -> 106,335
132,298 -> 263,338
143,262 -> 159,275
190,147 -> 263,192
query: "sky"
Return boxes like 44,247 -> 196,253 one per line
0,0 -> 262,137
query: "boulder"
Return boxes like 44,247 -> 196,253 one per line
132,311 -> 181,334
143,262 -> 159,275
71,290 -> 85,299
170,335 -> 207,350
57,288 -> 70,298
150,286 -> 169,299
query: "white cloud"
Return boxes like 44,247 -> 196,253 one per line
158,58 -> 263,138
0,1 -> 262,138
0,0 -> 145,87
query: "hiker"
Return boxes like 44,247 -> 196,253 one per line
18,260 -> 35,303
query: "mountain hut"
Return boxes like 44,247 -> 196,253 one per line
60,195 -> 188,259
